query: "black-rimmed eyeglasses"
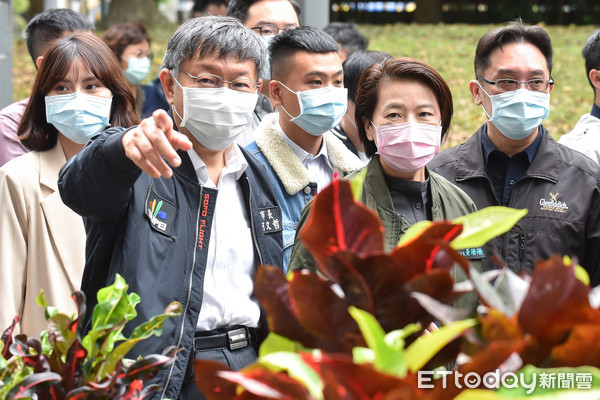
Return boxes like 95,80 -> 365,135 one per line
476,75 -> 554,93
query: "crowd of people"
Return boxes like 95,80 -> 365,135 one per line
2,0 -> 600,398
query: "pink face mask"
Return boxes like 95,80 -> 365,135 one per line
372,121 -> 442,173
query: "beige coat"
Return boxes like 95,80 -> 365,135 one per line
0,141 -> 85,336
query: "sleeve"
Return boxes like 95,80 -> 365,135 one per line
0,112 -> 28,166
583,189 -> 600,287
0,168 -> 28,330
288,200 -> 319,273
58,127 -> 142,222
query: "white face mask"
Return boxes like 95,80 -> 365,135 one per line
171,72 -> 258,150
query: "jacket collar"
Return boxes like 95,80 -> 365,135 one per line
39,139 -> 67,192
254,113 -> 363,195
455,124 -> 559,183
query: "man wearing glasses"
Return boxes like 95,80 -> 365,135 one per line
59,17 -> 283,399
227,0 -> 301,145
429,20 -> 600,286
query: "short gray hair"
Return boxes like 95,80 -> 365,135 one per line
162,16 -> 267,80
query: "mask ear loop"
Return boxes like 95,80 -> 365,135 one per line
476,80 -> 493,120
170,70 -> 186,124
276,80 -> 301,120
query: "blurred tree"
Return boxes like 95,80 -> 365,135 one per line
27,0 -> 42,19
100,0 -> 167,28
414,0 -> 443,23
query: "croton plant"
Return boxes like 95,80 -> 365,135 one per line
193,176 -> 600,399
0,274 -> 181,399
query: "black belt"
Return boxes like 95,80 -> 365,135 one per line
193,326 -> 257,352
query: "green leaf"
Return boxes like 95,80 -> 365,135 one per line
84,274 -> 141,359
398,220 -> 432,246
257,351 -> 324,400
348,306 -> 407,376
98,301 -> 181,378
349,167 -> 367,201
574,265 -> 590,286
451,207 -> 527,250
258,333 -> 304,357
404,318 -> 477,373
352,346 -> 375,365
384,323 -> 422,351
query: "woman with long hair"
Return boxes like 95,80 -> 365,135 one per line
0,34 -> 139,336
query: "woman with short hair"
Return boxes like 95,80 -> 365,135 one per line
290,58 -> 481,306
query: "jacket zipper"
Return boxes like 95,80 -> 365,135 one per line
519,233 -> 526,270
161,186 -> 203,399
246,176 -> 264,266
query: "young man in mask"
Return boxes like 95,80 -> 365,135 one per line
429,20 -> 600,286
226,0 -> 301,145
246,26 -> 363,271
58,17 -> 283,400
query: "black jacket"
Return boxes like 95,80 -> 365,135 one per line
58,127 -> 283,399
429,124 -> 600,286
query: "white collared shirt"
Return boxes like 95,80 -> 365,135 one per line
274,118 -> 334,193
187,145 -> 260,330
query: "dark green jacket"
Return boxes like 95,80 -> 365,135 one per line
289,156 -> 482,309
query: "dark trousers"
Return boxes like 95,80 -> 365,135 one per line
178,345 -> 257,399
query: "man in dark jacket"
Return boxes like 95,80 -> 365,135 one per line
59,16 -> 283,400
429,20 -> 600,286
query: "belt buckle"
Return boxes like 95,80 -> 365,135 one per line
227,328 -> 248,350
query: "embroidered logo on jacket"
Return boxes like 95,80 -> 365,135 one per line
259,206 -> 282,234
145,185 -> 177,236
539,192 -> 568,213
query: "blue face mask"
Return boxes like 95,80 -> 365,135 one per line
278,81 -> 348,136
123,56 -> 151,85
478,84 -> 550,140
45,92 -> 112,144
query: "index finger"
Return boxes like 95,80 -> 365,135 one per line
153,110 -> 192,166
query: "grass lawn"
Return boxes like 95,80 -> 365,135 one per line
10,22 -> 597,147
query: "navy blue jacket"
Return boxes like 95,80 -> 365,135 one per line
58,127 -> 283,399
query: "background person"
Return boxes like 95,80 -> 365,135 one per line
323,21 -> 369,63
558,29 -> 600,163
0,8 -> 93,167
226,0 -> 301,144
102,22 -> 154,116
332,50 -> 391,163
193,0 -> 229,17
429,21 -> 600,286
289,58 -> 480,301
0,34 -> 138,336
58,17 -> 282,399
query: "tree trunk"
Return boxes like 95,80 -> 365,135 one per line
28,0 -> 44,19
99,0 -> 168,28
413,0 -> 443,23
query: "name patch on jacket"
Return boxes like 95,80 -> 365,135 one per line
457,247 -> 485,260
258,206 -> 282,234
145,185 -> 177,236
